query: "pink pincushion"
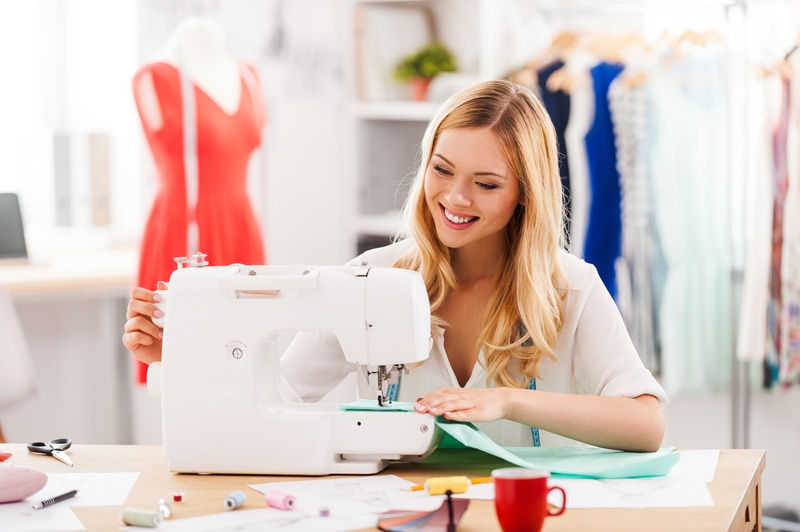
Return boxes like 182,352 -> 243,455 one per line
0,464 -> 48,503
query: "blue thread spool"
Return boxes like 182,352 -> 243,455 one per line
224,490 -> 246,510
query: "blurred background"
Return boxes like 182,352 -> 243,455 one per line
0,0 -> 799,522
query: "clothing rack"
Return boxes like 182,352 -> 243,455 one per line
529,0 -> 756,450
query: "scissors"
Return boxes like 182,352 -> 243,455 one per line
27,438 -> 73,467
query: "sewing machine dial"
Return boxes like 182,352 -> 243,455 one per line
226,340 -> 247,360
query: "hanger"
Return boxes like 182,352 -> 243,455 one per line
505,31 -> 580,90
753,43 -> 798,81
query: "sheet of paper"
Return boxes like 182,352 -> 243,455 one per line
249,475 -> 444,515
667,450 -> 719,482
0,503 -> 85,532
0,472 -> 140,532
132,508 -> 378,532
35,472 -> 140,507
461,450 -> 716,509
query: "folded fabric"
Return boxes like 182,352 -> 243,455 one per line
339,400 -> 679,479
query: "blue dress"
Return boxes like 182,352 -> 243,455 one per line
583,62 -> 624,300
537,60 -> 572,241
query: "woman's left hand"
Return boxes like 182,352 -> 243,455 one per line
413,387 -> 510,423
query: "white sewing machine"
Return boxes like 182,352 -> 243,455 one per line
147,253 -> 442,475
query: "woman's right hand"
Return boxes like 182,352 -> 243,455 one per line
122,281 -> 167,365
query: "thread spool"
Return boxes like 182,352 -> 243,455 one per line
319,506 -> 330,517
172,492 -> 184,503
121,508 -> 162,528
424,476 -> 471,496
157,498 -> 172,519
224,490 -> 246,510
264,490 -> 296,510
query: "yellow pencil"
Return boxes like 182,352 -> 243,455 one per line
408,476 -> 494,492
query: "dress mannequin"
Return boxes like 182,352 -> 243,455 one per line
132,17 -> 267,383
136,17 -> 244,126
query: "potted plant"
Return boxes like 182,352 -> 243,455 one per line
394,42 -> 458,101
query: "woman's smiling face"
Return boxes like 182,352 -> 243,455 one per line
424,127 -> 522,252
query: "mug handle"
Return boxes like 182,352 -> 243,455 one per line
547,485 -> 567,516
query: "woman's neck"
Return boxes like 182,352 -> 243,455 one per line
450,241 -> 508,286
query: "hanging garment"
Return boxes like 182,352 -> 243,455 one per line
736,73 -> 779,365
132,61 -> 267,383
647,48 -> 732,396
537,60 -> 572,242
765,78 -> 790,387
778,71 -> 800,386
608,75 -> 666,375
563,53 -> 595,258
583,62 -> 624,300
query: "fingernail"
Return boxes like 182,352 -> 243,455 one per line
413,403 -> 425,411
153,294 -> 162,302
429,407 -> 438,414
154,310 -> 164,318
157,331 -> 163,339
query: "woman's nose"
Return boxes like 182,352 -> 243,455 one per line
446,180 -> 472,206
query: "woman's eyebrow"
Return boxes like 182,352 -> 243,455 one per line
432,153 -> 507,180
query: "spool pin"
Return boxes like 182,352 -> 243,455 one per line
264,490 -> 296,510
121,508 -> 162,528
422,476 -> 492,495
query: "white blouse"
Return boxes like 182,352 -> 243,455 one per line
280,240 -> 668,447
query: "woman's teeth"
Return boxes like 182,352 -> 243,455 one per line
445,209 -> 476,224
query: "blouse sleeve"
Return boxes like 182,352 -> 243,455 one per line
570,266 -> 669,404
280,331 -> 357,402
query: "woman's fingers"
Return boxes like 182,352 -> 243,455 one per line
124,315 -> 162,342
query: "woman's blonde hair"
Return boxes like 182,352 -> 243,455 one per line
394,79 -> 567,388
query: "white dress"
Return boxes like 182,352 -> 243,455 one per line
646,46 -> 733,396
280,241 -> 668,447
563,52 -> 595,259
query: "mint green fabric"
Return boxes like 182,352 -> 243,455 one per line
338,400 -> 679,479
338,399 -> 417,412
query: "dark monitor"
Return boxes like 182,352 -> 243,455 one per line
0,193 -> 28,261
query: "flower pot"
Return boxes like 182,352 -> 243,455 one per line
409,77 -> 432,101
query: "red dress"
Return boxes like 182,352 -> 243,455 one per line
132,61 -> 267,383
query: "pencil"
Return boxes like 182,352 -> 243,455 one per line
408,476 -> 494,491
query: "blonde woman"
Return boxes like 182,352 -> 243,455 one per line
124,80 -> 666,452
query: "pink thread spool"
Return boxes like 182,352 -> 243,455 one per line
264,490 -> 296,511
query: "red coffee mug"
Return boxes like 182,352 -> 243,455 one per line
492,468 -> 566,532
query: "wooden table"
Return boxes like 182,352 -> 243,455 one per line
0,444 -> 765,531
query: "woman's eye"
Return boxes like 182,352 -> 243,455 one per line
477,182 -> 498,190
433,165 -> 453,176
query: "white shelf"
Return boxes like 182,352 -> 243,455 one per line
352,101 -> 441,121
356,212 -> 404,237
